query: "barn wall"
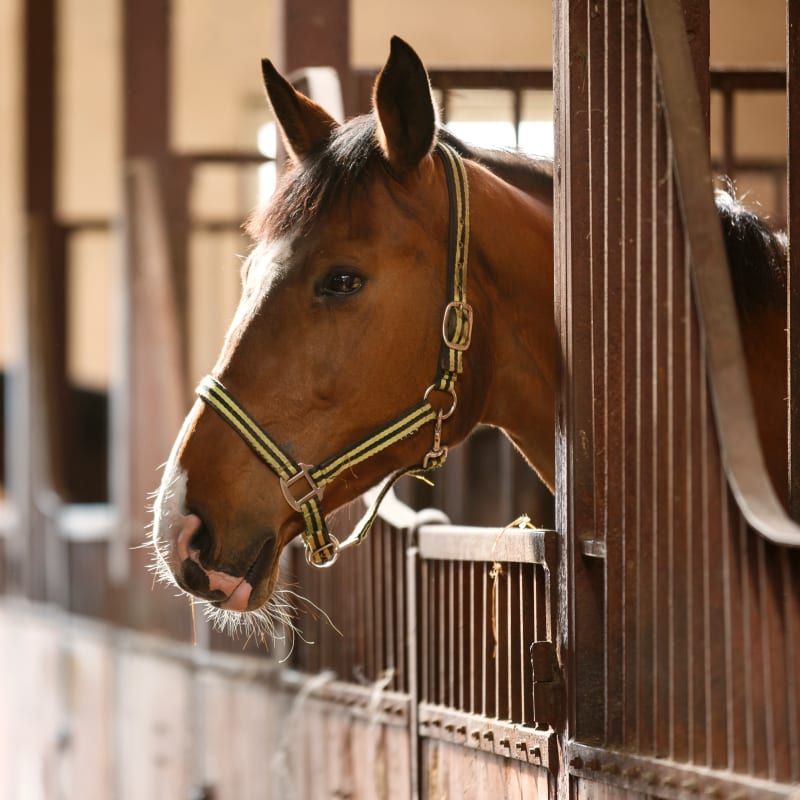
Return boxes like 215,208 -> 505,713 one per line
0,603 -> 366,799
0,600 -> 451,799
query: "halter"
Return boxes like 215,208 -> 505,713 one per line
196,141 -> 472,567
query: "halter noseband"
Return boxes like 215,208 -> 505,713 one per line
196,141 -> 471,568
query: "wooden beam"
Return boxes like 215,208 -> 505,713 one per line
280,0 -> 352,114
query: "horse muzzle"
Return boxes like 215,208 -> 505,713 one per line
154,475 -> 278,613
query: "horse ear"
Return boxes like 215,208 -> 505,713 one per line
373,37 -> 437,172
261,59 -> 338,161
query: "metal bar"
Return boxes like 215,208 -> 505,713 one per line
405,544 -> 420,800
416,524 -> 557,564
642,3 -> 661,756
448,559 -> 454,708
438,560 -> 445,706
356,64 -> 787,103
417,703 -> 557,772
788,0 -> 800,518
457,560 -> 464,711
518,564 -> 525,725
469,561 -> 475,714
644,0 -> 800,546
568,740 -> 798,798
481,562 -> 488,717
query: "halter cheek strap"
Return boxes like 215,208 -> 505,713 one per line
196,141 -> 471,567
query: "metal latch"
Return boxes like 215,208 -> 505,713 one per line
531,640 -> 564,729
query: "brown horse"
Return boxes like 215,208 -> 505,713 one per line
151,37 -> 787,637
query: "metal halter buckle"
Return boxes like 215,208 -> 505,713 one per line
280,463 -> 325,512
442,301 -> 474,351
305,535 -> 340,568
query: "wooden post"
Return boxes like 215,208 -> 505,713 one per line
119,0 -> 190,634
8,0 -> 69,602
279,0 -> 352,115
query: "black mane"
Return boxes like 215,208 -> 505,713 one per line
436,127 -> 554,203
246,119 -> 555,240
715,189 -> 787,316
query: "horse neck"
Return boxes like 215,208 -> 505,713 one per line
465,158 -> 556,490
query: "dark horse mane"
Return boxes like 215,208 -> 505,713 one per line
715,188 -> 787,317
247,117 -> 786,321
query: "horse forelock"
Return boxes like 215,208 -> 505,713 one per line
246,115 -> 389,242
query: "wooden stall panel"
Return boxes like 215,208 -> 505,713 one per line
0,607 -> 65,800
195,668 -> 290,800
271,694 -> 412,800
422,739 -> 552,800
61,629 -> 116,799
115,648 -> 193,800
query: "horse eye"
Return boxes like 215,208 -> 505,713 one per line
321,271 -> 365,297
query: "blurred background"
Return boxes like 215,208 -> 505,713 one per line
0,0 -> 790,797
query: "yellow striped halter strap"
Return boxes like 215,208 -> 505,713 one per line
196,141 -> 471,568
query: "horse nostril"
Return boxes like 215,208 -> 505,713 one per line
175,513 -> 214,567
187,520 -> 212,560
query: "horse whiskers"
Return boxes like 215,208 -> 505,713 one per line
280,588 -> 343,637
201,593 -> 304,654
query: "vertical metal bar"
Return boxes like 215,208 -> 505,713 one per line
373,520 -> 384,679
739,515 -> 757,776
518,563 -> 525,725
448,559 -> 454,708
397,524 -> 407,693
469,560 -> 475,714
505,561 -> 512,719
457,560 -> 464,711
383,522 -> 396,684
494,562 -> 501,719
406,544 -> 420,800
438,560 -> 445,707
481,562 -> 488,716
781,548 -> 800,782
788,0 -> 800,516
637,6 -> 658,754
588,0 -> 607,565
721,464 -> 737,770
621,0 -> 642,752
603,0 -> 626,749
653,42 -> 676,760
420,560 -> 429,702
756,538 -> 781,779
429,561 -> 436,704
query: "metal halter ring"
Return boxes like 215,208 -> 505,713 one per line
305,535 -> 340,568
424,384 -> 458,420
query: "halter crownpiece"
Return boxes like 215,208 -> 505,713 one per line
196,140 -> 471,567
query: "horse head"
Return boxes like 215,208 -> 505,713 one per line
151,38 -> 504,632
